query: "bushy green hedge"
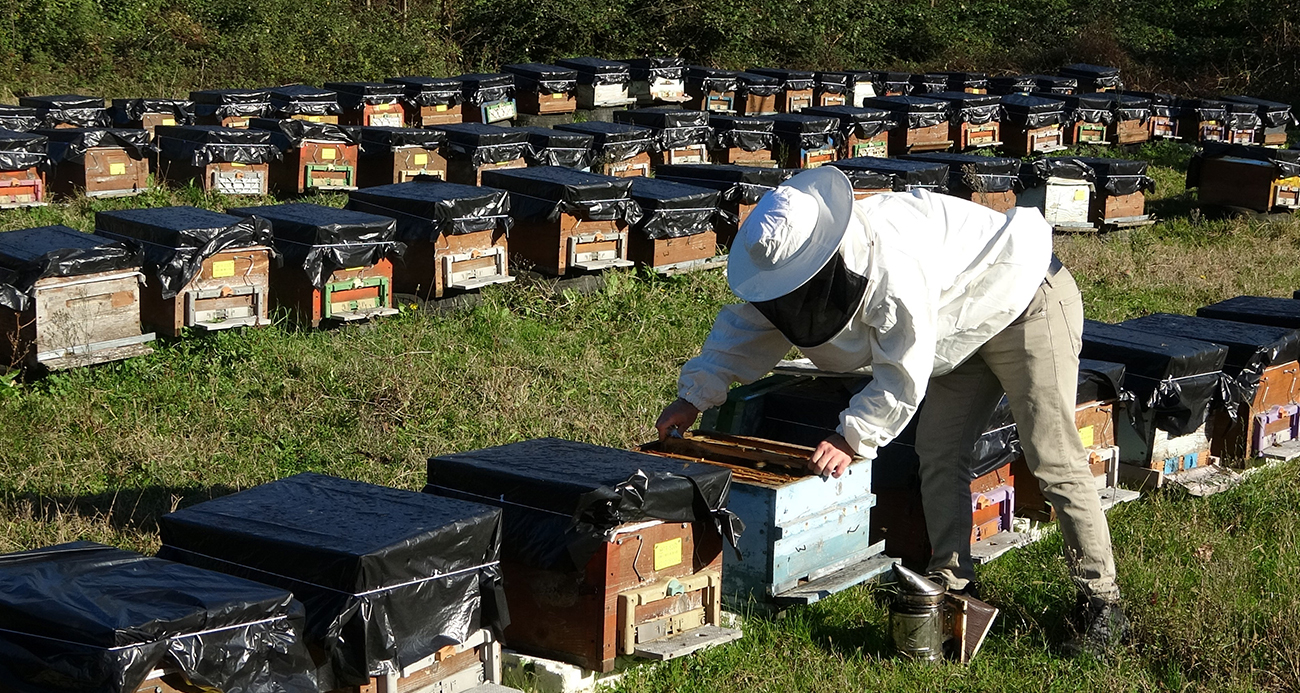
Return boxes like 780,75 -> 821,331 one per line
0,0 -> 1294,103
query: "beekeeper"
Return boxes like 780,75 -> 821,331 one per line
655,166 -> 1126,655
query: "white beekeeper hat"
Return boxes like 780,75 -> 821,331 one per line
727,166 -> 856,302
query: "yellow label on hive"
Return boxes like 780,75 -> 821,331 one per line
212,260 -> 236,278
161,117 -> 176,126
653,538 -> 682,571
413,153 -> 428,166
1074,189 -> 1087,200
1079,425 -> 1094,448
306,115 -> 323,122
321,148 -> 337,160
553,93 -> 564,99
109,163 -> 126,176
435,104 -> 448,112
230,162 -> 246,167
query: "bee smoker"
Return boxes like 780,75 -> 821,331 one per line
888,564 -> 949,662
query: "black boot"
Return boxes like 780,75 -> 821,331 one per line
1063,594 -> 1130,656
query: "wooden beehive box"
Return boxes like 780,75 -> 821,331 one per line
503,63 -> 578,115
1102,93 -> 1152,145
0,130 -> 48,209
229,203 -> 403,327
94,207 -> 274,337
1125,311 -> 1300,462
154,124 -> 280,196
459,73 -> 518,124
829,156 -> 948,200
926,91 -> 1002,150
0,542 -> 315,693
767,113 -> 839,169
557,57 -> 637,109
0,226 -> 153,370
613,107 -> 711,167
434,122 -> 529,185
1177,98 -> 1229,143
484,166 -> 638,276
347,180 -> 514,301
840,71 -> 877,107
517,126 -> 595,169
18,94 -> 109,129
110,98 -> 196,138
356,126 -> 448,187
902,152 -> 1021,212
908,73 -> 949,95
426,439 -> 743,673
627,58 -> 690,106
1191,151 -> 1300,214
1071,157 -> 1154,228
1059,63 -> 1123,93
1081,320 -> 1228,485
937,71 -> 989,94
1037,93 -> 1112,145
871,71 -> 910,97
1224,96 -> 1294,147
268,84 -> 342,124
158,473 -> 515,693
39,127 -> 151,198
862,95 -> 953,154
987,75 -> 1037,96
1016,158 -> 1096,232
1224,101 -> 1263,145
685,66 -> 740,113
998,93 -> 1067,156
190,88 -> 272,128
654,164 -> 795,247
326,81 -> 407,127
625,176 -> 720,272
707,114 -> 777,167
386,75 -> 465,126
732,72 -> 781,116
1124,91 -> 1180,139
252,117 -> 360,193
814,72 -> 851,107
555,121 -> 655,177
750,68 -> 816,113
0,105 -> 42,132
639,431 -> 892,605
803,105 -> 894,159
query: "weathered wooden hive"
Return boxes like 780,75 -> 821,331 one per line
0,129 -> 48,209
251,117 -> 360,193
109,98 -> 196,138
613,107 -> 712,167
386,75 -> 465,126
624,176 -> 721,272
801,105 -> 895,159
431,122 -> 529,185
154,124 -> 282,195
39,127 -> 152,198
356,125 -> 448,187
459,73 -> 518,124
707,114 -> 777,167
190,88 -> 272,128
502,63 -> 578,116
326,81 -> 408,127
554,120 -> 656,177
861,95 -> 952,154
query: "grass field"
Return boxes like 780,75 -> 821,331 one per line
3,141 -> 1300,691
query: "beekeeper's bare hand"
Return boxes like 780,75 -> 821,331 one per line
656,398 -> 700,440
809,434 -> 855,479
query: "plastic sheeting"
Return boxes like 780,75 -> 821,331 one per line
861,95 -> 950,129
1081,320 -> 1229,437
482,166 -> 642,225
1225,101 -> 1263,130
815,72 -> 851,95
358,126 -> 446,156
734,72 -> 782,98
268,85 -> 342,117
18,95 -> 109,128
872,71 -> 911,95
0,106 -> 42,132
1197,295 -> 1300,330
459,73 -> 516,105
1123,91 -> 1179,118
94,206 -> 274,299
987,75 -> 1038,95
908,73 -> 949,94
750,68 -> 815,91
158,473 -> 505,690
686,66 -> 740,95
250,118 -> 359,150
831,157 -> 949,192
629,58 -> 686,82
0,225 -> 141,311
324,82 -> 405,110
924,91 -> 1002,124
1036,92 -> 1113,124
155,125 -> 283,167
628,176 -> 720,240
1059,63 -> 1123,90
0,130 -> 47,173
346,180 -> 512,239
708,114 -> 775,152
189,89 -> 273,120
110,98 -> 195,127
903,152 -> 1021,194
1223,95 -> 1297,128
1179,98 -> 1229,122
434,123 -> 529,165
40,128 -> 152,165
1100,93 -> 1151,122
613,107 -> 710,149
655,164 -> 796,204
1020,157 -> 1097,186
516,126 -> 595,169
1070,157 -> 1154,196
228,203 -> 404,288
555,121 -> 655,164
766,113 -> 837,150
0,542 -> 316,693
999,93 -> 1066,128
802,105 -> 896,141
1026,74 -> 1077,93
502,63 -> 577,94
938,72 -> 989,92
385,76 -> 464,108
425,438 -> 743,571
556,57 -> 631,86
1079,358 -> 1128,404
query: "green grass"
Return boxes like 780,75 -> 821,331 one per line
5,145 -> 1300,690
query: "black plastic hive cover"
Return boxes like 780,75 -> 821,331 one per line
1223,95 -> 1296,127
764,112 -> 837,150
425,438 -> 743,571
189,88 -> 272,119
1025,74 -> 1078,92
154,124 -> 282,167
1069,156 -> 1154,195
515,125 -> 596,168
555,121 -> 655,162
909,73 -> 949,93
830,156 -> 949,192
94,206 -> 274,299
1059,63 -> 1122,89
1020,157 -> 1097,185
386,75 -> 464,107
987,75 -> 1038,94
458,73 -> 515,105
861,95 -> 949,128
0,105 -> 42,132
19,94 -> 109,128
249,117 -> 359,149
0,129 -> 47,173
628,57 -> 685,81
613,107 -> 710,148
556,57 -> 631,85
434,122 -> 529,165
358,125 -> 446,154
37,127 -> 153,164
158,473 -> 506,690
482,165 -> 642,224
628,176 -> 720,240
922,91 -> 1001,123
347,180 -> 512,239
685,66 -> 740,93
502,63 -> 577,93
708,114 -> 775,151
802,105 -> 895,139
267,84 -> 341,116
0,225 -> 140,309
1198,296 -> 1300,330
937,71 -> 989,90
229,203 -> 404,288
110,98 -> 196,126
734,72 -> 782,97
750,68 -> 816,91
1078,358 -> 1127,404
0,541 -> 315,693
902,152 -> 1021,193
324,81 -> 405,110
1034,92 -> 1113,123
655,163 -> 796,203
815,71 -> 852,93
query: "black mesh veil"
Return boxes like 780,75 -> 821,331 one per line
752,251 -> 868,348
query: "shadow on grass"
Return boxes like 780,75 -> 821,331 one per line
3,484 -> 241,537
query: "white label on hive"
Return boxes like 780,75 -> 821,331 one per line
212,260 -> 236,278
654,537 -> 682,571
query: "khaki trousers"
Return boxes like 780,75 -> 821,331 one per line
914,261 -> 1120,601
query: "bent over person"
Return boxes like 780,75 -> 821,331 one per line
655,166 -> 1127,654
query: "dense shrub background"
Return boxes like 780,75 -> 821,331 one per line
0,0 -> 1296,101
